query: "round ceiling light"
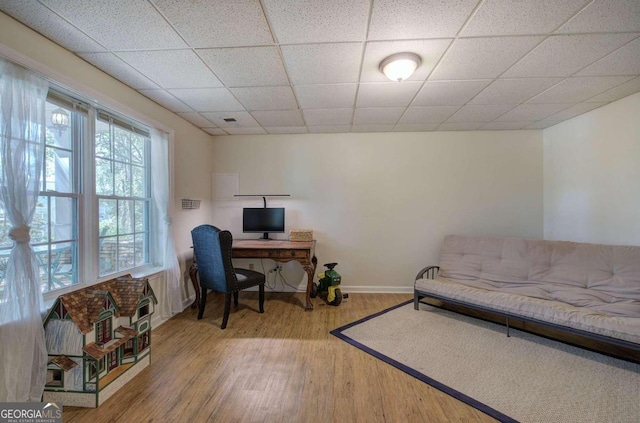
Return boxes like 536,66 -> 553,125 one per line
379,52 -> 422,82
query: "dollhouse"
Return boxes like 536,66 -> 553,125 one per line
42,276 -> 157,407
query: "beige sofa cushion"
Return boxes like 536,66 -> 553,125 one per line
414,277 -> 640,345
415,235 -> 640,344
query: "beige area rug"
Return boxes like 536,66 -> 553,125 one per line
331,301 -> 640,423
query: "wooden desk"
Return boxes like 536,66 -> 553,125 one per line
189,240 -> 318,311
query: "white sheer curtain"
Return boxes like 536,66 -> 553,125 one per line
150,128 -> 182,318
0,58 -> 49,402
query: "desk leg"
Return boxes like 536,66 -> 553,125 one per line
188,263 -> 200,309
303,255 -> 318,311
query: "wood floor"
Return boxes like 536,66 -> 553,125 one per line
63,292 -> 496,423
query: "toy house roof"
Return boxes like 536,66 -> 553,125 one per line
45,276 -> 157,335
83,326 -> 139,360
50,355 -> 78,371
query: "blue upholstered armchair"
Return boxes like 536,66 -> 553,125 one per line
191,225 -> 265,329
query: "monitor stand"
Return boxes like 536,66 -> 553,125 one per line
259,233 -> 273,241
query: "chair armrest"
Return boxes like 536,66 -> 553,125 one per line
415,266 -> 440,280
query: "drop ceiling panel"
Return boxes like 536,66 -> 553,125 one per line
79,53 -> 159,89
0,0 -> 106,52
231,86 -> 298,111
138,89 -> 193,113
303,109 -> 353,126
152,0 -> 273,47
480,121 -> 532,130
524,102 -> 608,129
42,0 -> 186,50
437,122 -> 485,131
201,111 -> 259,128
294,84 -> 357,109
225,127 -> 267,135
117,50 -> 222,89
504,34 -> 639,78
360,39 -> 452,82
556,0 -> 640,34
308,125 -> 352,133
446,104 -> 514,123
461,0 -> 588,37
412,80 -> 492,106
542,102 -> 608,121
351,124 -> 394,132
587,77 -> 640,102
527,76 -> 634,103
430,36 -> 544,80
177,112 -> 215,127
353,107 -> 405,125
197,47 -> 289,87
577,37 -> 640,76
495,103 -> 569,121
399,106 -> 459,124
281,43 -> 363,84
168,88 -> 245,112
2,0 -> 638,135
469,78 -> 563,105
262,0 -> 369,43
368,0 -> 479,39
356,82 -> 422,108
393,123 -> 440,132
251,110 -> 305,127
265,126 -> 309,134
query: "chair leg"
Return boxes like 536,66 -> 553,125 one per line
197,287 -> 208,320
258,284 -> 265,313
233,291 -> 239,306
221,293 -> 232,329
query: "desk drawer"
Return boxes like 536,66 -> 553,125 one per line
233,249 -> 279,259
277,250 -> 309,260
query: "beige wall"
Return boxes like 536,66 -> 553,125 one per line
0,12 -> 216,302
211,131 -> 544,291
0,10 -> 548,295
543,91 -> 640,246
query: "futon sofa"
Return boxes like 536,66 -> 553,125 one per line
414,235 -> 640,353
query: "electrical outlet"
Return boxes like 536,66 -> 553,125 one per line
248,263 -> 254,270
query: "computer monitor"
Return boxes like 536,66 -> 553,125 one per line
242,207 -> 285,240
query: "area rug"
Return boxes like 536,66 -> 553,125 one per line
330,300 -> 640,423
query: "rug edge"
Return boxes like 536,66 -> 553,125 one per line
330,301 -> 518,423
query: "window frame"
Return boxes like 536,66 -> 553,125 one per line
94,110 -> 152,278
38,90 -> 158,302
0,50 -> 173,306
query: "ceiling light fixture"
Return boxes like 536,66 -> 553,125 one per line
379,52 -> 421,82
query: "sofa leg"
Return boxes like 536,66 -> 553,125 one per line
414,290 -> 420,310
506,317 -> 510,337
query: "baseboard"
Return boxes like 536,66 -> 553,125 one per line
340,285 -> 413,294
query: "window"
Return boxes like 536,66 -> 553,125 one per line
0,86 -> 153,295
46,368 -> 63,387
139,331 -> 150,353
138,302 -> 150,319
0,97 -> 81,293
95,317 -> 112,344
95,112 -> 150,277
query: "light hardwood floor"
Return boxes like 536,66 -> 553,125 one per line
64,292 -> 496,423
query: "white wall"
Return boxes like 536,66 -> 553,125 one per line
211,131 -> 543,292
0,12 -> 216,303
543,92 -> 640,246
